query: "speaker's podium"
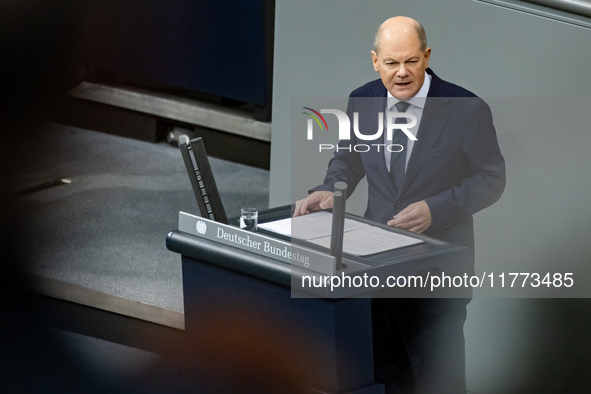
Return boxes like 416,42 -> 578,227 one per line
166,204 -> 471,394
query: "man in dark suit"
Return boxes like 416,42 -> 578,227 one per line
294,16 -> 505,393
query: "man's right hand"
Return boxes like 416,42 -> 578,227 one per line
293,191 -> 334,217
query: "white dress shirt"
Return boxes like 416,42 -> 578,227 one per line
385,71 -> 432,172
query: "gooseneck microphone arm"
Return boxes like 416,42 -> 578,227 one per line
330,182 -> 347,270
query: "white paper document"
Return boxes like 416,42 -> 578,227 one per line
258,211 -> 423,256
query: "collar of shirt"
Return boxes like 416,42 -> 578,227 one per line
387,71 -> 432,110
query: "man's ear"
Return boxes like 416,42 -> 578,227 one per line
423,47 -> 431,69
371,50 -> 379,72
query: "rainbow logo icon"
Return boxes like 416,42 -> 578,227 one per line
302,107 -> 329,133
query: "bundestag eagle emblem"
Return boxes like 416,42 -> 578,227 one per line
196,220 -> 207,234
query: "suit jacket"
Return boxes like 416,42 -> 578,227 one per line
314,68 -> 506,254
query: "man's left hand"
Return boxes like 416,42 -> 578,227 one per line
387,200 -> 432,234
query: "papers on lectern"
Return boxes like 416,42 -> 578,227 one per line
258,211 -> 423,256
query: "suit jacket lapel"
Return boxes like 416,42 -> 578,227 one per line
401,97 -> 452,191
354,91 -> 399,196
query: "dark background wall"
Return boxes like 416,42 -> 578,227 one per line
78,0 -> 273,116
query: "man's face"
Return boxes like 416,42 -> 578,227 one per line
371,28 -> 431,100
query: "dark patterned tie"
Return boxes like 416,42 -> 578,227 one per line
389,101 -> 411,192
